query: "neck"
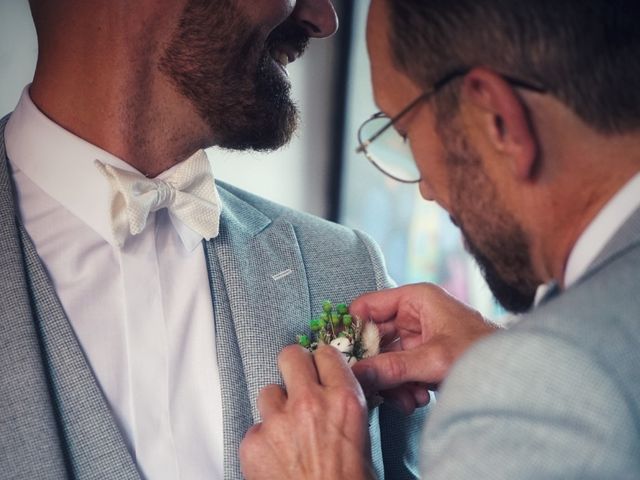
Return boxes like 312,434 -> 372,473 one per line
515,93 -> 640,288
537,142 -> 640,288
29,5 -> 211,177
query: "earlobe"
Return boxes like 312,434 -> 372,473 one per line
462,67 -> 539,182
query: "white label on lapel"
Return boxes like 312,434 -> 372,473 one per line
271,269 -> 293,281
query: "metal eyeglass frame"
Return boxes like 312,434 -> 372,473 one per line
355,67 -> 548,183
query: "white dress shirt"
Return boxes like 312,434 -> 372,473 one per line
5,87 -> 225,480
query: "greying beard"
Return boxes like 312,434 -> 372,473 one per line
438,118 -> 539,313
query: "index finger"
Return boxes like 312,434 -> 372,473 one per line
278,345 -> 319,395
349,287 -> 404,324
314,345 -> 361,392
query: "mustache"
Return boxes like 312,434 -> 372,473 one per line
266,21 -> 310,57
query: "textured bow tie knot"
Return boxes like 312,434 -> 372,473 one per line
95,150 -> 222,247
153,180 -> 176,209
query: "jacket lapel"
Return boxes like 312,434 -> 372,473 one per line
1,116 -> 140,480
205,187 -> 311,479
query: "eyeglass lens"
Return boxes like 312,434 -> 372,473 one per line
360,115 -> 421,183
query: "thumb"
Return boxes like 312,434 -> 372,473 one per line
353,350 -> 438,395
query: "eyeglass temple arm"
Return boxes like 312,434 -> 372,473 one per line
355,68 -> 546,154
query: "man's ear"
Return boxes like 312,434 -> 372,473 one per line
460,67 -> 539,181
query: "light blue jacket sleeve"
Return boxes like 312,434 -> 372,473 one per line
421,329 -> 640,479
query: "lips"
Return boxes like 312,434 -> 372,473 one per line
266,21 -> 309,71
270,45 -> 299,68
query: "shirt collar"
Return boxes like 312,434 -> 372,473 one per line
564,171 -> 640,288
5,86 -> 210,251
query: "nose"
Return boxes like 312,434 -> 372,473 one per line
419,181 -> 436,202
291,0 -> 338,38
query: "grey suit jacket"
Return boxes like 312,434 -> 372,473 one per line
0,116 -> 427,480
421,204 -> 640,478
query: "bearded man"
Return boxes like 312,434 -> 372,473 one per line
0,1 -> 426,479
240,0 -> 640,478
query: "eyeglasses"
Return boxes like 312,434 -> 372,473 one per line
355,68 -> 547,184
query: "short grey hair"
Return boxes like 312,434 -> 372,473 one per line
387,0 -> 640,134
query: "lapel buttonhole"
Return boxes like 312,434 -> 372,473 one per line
271,269 -> 293,281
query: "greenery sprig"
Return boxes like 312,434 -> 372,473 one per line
297,300 -> 379,365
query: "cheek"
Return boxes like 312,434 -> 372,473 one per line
238,0 -> 295,27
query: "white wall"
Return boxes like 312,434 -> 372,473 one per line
0,1 -> 341,218
0,1 -> 38,116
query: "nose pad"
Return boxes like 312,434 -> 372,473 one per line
291,0 -> 339,38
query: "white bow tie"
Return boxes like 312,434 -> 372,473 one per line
95,150 -> 221,247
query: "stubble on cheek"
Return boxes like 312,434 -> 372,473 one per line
440,122 -> 538,312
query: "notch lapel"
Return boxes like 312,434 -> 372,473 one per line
204,188 -> 311,479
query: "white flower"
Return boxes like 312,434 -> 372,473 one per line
329,337 -> 354,354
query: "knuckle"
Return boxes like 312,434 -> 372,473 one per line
294,390 -> 324,416
417,282 -> 437,294
427,345 -> 452,379
333,388 -> 366,416
382,354 -> 408,381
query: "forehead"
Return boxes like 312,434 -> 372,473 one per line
366,0 -> 422,115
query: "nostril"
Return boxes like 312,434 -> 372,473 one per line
302,20 -> 321,35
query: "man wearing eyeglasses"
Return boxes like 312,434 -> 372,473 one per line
240,0 -> 640,478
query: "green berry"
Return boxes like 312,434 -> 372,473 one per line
331,313 -> 341,326
336,303 -> 348,315
318,317 -> 327,329
342,314 -> 353,327
297,335 -> 311,348
320,313 -> 329,322
322,301 -> 333,313
310,319 -> 321,332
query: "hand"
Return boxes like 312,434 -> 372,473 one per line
240,345 -> 376,480
350,283 -> 499,414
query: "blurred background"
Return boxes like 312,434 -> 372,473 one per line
0,0 -> 501,318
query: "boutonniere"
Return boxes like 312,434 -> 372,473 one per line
297,301 -> 380,366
